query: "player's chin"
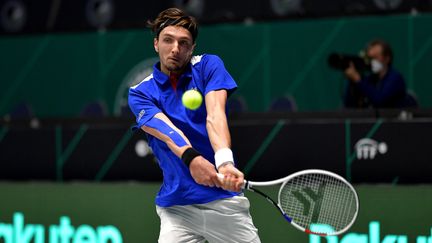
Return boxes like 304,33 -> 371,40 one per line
167,60 -> 188,71
167,64 -> 183,72
166,59 -> 179,67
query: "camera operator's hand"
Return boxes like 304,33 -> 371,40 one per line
344,62 -> 361,83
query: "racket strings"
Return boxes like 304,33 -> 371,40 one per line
279,173 -> 357,234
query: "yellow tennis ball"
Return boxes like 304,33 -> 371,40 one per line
182,89 -> 203,110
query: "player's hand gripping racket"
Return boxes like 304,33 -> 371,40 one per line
218,169 -> 359,236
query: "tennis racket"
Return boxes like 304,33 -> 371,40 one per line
218,169 -> 359,236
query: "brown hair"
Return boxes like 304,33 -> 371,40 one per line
367,39 -> 394,65
147,8 -> 198,43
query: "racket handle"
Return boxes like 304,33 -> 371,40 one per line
216,173 -> 247,189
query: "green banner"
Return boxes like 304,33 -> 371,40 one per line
1,14 -> 431,117
0,183 -> 431,242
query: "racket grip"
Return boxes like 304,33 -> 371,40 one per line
216,173 -> 247,189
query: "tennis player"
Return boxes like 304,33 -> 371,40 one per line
128,7 -> 261,243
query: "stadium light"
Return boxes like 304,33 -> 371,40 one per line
0,0 -> 26,32
85,0 -> 114,30
270,0 -> 303,16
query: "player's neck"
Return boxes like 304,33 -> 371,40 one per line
160,63 -> 186,77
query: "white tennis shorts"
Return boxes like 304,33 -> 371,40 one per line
156,195 -> 261,243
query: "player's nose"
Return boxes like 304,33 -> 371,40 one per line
171,41 -> 180,54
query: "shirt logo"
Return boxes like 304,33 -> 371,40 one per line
137,109 -> 145,122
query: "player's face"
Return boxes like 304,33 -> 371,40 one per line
154,26 -> 195,75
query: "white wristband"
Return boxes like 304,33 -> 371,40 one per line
214,148 -> 234,169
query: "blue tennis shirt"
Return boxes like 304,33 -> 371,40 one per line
128,54 -> 239,207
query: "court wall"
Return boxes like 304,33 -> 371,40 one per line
0,183 -> 431,242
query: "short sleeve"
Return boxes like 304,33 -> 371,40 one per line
202,55 -> 237,96
128,86 -> 161,131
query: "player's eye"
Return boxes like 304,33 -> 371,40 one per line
162,37 -> 173,43
179,40 -> 191,47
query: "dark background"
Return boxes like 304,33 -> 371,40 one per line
1,0 -> 431,35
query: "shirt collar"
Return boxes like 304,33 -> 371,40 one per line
152,62 -> 193,85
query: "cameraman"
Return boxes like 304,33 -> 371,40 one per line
343,39 -> 411,108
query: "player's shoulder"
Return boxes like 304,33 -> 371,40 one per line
129,73 -> 156,92
191,53 -> 224,67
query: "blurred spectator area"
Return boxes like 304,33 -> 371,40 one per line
1,0 -> 431,35
268,95 -> 297,112
1,0 -> 432,118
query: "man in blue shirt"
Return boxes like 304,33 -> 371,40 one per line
343,39 -> 416,108
128,8 -> 260,242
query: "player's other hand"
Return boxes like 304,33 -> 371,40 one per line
218,163 -> 244,192
189,156 -> 223,188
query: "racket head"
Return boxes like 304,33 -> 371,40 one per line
277,169 -> 359,236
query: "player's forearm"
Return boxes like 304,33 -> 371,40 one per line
206,110 -> 231,151
206,107 -> 237,170
205,90 -> 236,169
141,113 -> 191,157
205,90 -> 231,151
142,126 -> 189,157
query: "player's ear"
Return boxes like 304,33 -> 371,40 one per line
154,38 -> 159,53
